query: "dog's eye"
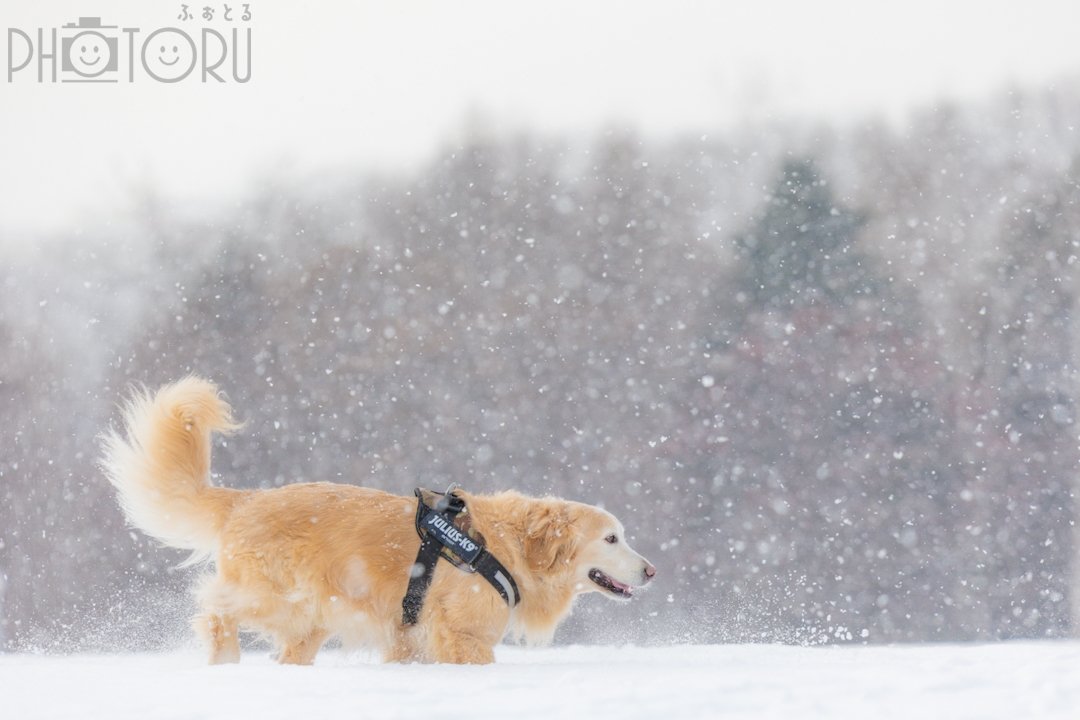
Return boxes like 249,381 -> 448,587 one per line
605,534 -> 618,544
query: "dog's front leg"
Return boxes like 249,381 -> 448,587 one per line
429,627 -> 496,665
278,628 -> 330,665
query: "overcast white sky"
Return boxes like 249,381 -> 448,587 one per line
1,0 -> 1079,236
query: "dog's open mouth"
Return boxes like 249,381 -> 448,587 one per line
588,568 -> 634,598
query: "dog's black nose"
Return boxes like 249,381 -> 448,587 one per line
643,563 -> 656,582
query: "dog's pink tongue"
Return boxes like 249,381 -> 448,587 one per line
612,578 -> 632,594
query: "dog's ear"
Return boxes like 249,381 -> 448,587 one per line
524,502 -> 580,572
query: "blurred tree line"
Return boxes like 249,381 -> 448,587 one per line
2,86 -> 1080,649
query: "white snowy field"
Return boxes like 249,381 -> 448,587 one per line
3,642 -> 1080,720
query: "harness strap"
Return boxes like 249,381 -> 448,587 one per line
401,487 -> 520,626
401,530 -> 450,626
472,550 -> 520,609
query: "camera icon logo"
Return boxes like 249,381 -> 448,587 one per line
60,17 -> 119,81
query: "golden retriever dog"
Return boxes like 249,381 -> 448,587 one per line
101,377 -> 655,665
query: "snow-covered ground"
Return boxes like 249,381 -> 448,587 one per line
3,642 -> 1079,719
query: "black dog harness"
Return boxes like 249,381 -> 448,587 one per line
401,486 -> 520,626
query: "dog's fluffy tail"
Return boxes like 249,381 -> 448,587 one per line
101,376 -> 245,563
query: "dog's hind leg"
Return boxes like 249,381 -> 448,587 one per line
194,612 -> 241,665
278,628 -> 329,665
193,574 -> 245,664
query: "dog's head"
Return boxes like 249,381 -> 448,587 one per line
524,500 -> 656,600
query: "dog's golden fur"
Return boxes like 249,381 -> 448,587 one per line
102,377 -> 654,665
